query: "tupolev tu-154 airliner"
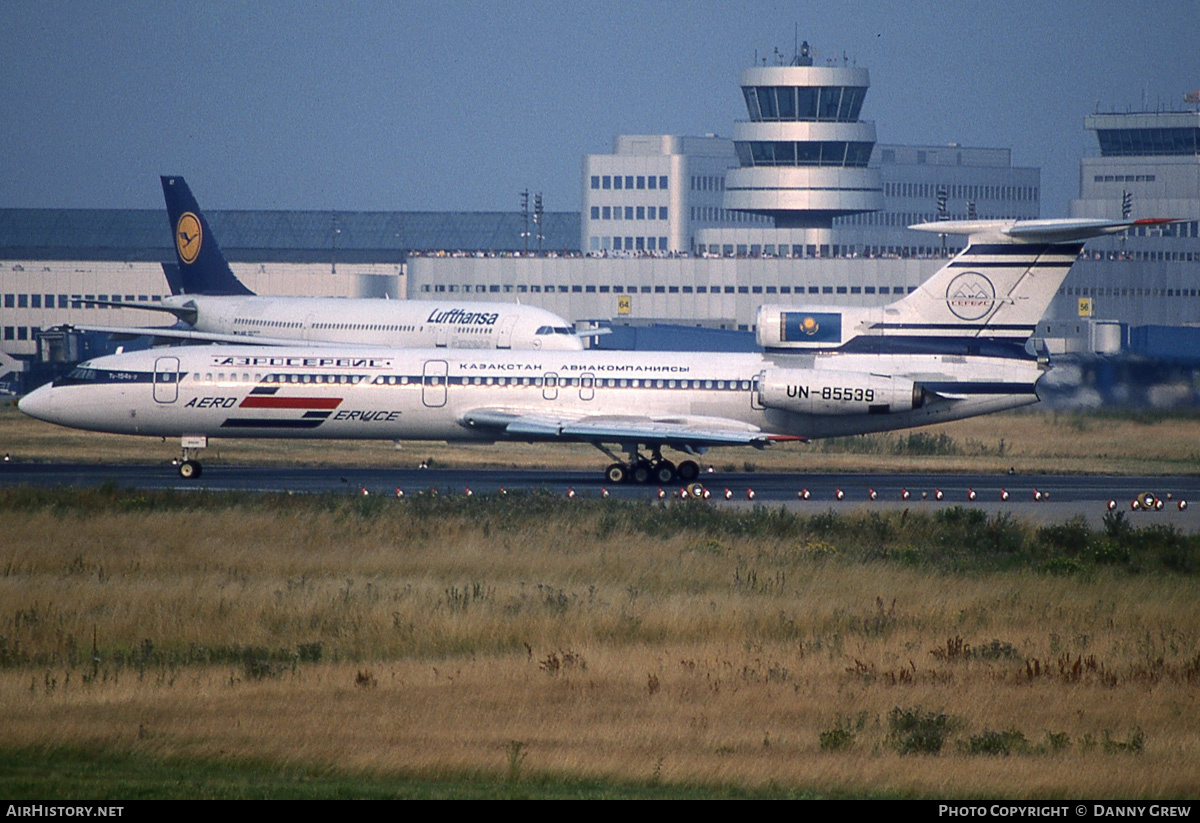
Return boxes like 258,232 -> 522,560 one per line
73,176 -> 586,352
19,217 -> 1172,481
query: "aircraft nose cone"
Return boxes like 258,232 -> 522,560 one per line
17,383 -> 57,423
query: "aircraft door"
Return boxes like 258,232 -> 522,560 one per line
496,314 -> 517,349
153,356 -> 180,404
422,359 -> 448,407
579,372 -> 595,401
751,370 -> 765,410
542,372 -> 558,401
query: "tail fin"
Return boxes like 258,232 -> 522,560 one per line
893,218 -> 1175,338
160,176 -> 254,296
160,263 -> 183,296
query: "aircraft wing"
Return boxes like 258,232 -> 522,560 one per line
67,324 -> 364,348
458,407 -> 803,449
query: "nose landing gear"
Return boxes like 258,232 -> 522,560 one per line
173,435 -> 208,479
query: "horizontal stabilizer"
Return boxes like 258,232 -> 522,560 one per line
910,217 -> 1179,244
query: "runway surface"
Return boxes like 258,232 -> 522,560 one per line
3,460 -> 1198,526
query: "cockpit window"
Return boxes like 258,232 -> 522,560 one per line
535,325 -> 576,336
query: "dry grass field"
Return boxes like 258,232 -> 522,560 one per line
1,489 -> 1198,798
4,401 -> 1200,475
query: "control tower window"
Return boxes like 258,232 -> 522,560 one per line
744,86 -> 867,122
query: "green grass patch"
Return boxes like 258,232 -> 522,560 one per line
0,745 -> 852,800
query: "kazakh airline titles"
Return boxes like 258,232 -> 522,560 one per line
21,217 -> 1173,481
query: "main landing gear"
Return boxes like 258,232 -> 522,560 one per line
598,445 -> 701,485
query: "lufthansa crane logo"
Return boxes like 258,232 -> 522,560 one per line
799,316 -> 820,335
175,212 -> 202,265
945,272 -> 997,321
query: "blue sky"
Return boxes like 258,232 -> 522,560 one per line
1,0 -> 1196,217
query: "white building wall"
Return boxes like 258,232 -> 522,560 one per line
408,255 -> 937,330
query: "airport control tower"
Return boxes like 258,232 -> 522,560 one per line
694,42 -> 883,254
725,42 -> 883,227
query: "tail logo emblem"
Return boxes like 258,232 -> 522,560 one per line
799,316 -> 820,335
945,272 -> 996,321
175,212 -> 202,264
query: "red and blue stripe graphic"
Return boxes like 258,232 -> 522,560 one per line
221,387 -> 343,429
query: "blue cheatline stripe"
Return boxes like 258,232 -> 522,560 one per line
56,370 -> 155,386
220,419 -> 327,429
949,260 -> 1073,268
921,381 -> 1037,395
869,323 -> 1035,332
770,335 -> 1035,360
964,243 -> 1084,256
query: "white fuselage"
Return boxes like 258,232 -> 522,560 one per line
19,344 -> 1043,447
157,295 -> 583,350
